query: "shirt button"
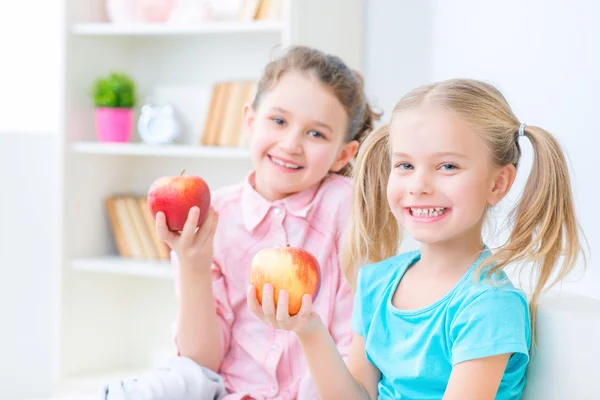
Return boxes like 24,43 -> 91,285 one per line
270,387 -> 277,394
272,207 -> 281,215
271,343 -> 278,350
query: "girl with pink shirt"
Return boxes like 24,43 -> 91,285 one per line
103,45 -> 379,400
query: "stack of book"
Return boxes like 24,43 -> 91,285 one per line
105,195 -> 171,260
238,0 -> 283,21
200,81 -> 258,147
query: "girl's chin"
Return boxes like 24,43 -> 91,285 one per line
257,179 -> 302,199
411,236 -> 448,245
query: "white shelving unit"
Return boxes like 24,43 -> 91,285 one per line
72,257 -> 174,280
72,21 -> 287,36
72,142 -> 250,158
56,0 -> 363,396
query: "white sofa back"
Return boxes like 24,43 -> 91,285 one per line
523,293 -> 599,399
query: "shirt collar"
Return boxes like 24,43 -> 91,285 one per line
241,171 -> 322,232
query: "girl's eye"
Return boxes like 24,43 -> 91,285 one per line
272,117 -> 285,126
307,130 -> 325,139
440,163 -> 458,171
396,163 -> 413,170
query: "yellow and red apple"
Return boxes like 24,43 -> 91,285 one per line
147,171 -> 211,232
250,245 -> 321,316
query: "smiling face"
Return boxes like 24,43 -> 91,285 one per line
244,71 -> 358,201
387,104 -> 515,245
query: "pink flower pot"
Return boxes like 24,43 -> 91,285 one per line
95,107 -> 133,143
139,0 -> 177,23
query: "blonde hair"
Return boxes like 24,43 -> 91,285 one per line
252,46 -> 381,176
343,78 -> 586,337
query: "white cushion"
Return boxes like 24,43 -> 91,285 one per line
523,293 -> 599,399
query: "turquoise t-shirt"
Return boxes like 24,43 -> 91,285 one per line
352,249 -> 531,400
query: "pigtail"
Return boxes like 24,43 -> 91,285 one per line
341,124 -> 400,288
483,125 -> 586,340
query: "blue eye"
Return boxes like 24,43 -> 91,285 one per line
396,163 -> 413,170
272,117 -> 285,126
308,130 -> 325,139
440,163 -> 458,171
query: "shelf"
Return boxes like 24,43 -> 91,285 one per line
71,21 -> 287,36
73,256 -> 174,279
72,142 -> 250,159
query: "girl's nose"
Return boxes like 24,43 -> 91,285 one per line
408,172 -> 433,195
278,130 -> 303,154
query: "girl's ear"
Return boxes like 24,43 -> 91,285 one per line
330,140 -> 359,173
242,103 -> 256,140
488,163 -> 517,206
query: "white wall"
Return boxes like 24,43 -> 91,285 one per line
363,0 -> 432,118
0,0 -> 63,134
0,0 -> 63,398
364,0 -> 597,299
0,136 -> 60,398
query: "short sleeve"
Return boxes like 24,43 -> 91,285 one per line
450,289 -> 530,365
350,254 -> 414,339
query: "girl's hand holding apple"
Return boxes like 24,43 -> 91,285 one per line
155,206 -> 218,275
246,283 -> 323,335
247,245 -> 323,334
149,172 -> 216,275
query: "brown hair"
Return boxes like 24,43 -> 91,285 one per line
343,78 -> 586,338
252,46 -> 381,176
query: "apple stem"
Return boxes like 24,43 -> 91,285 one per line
180,169 -> 186,176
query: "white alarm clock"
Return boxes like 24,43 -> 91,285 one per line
137,103 -> 181,145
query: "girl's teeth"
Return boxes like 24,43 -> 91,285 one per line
272,157 -> 300,169
410,207 -> 447,217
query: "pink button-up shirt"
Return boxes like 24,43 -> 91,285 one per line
174,172 -> 354,399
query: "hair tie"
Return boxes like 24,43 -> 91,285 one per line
518,123 -> 526,137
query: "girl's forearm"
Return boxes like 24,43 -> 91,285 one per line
176,268 -> 222,372
296,322 -> 371,400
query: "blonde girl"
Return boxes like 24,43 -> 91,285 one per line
249,78 -> 585,399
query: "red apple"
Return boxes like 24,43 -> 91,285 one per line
250,245 -> 321,316
147,171 -> 211,232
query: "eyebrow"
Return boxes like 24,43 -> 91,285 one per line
392,151 -> 469,159
270,107 -> 333,132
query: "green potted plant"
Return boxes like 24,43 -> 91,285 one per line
92,72 -> 137,143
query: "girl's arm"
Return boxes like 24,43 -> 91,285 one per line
247,284 -> 380,400
176,268 -> 223,371
443,354 -> 511,400
297,327 -> 380,400
156,207 -> 223,372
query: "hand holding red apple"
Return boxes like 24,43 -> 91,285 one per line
149,171 -> 217,273
148,171 -> 211,232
